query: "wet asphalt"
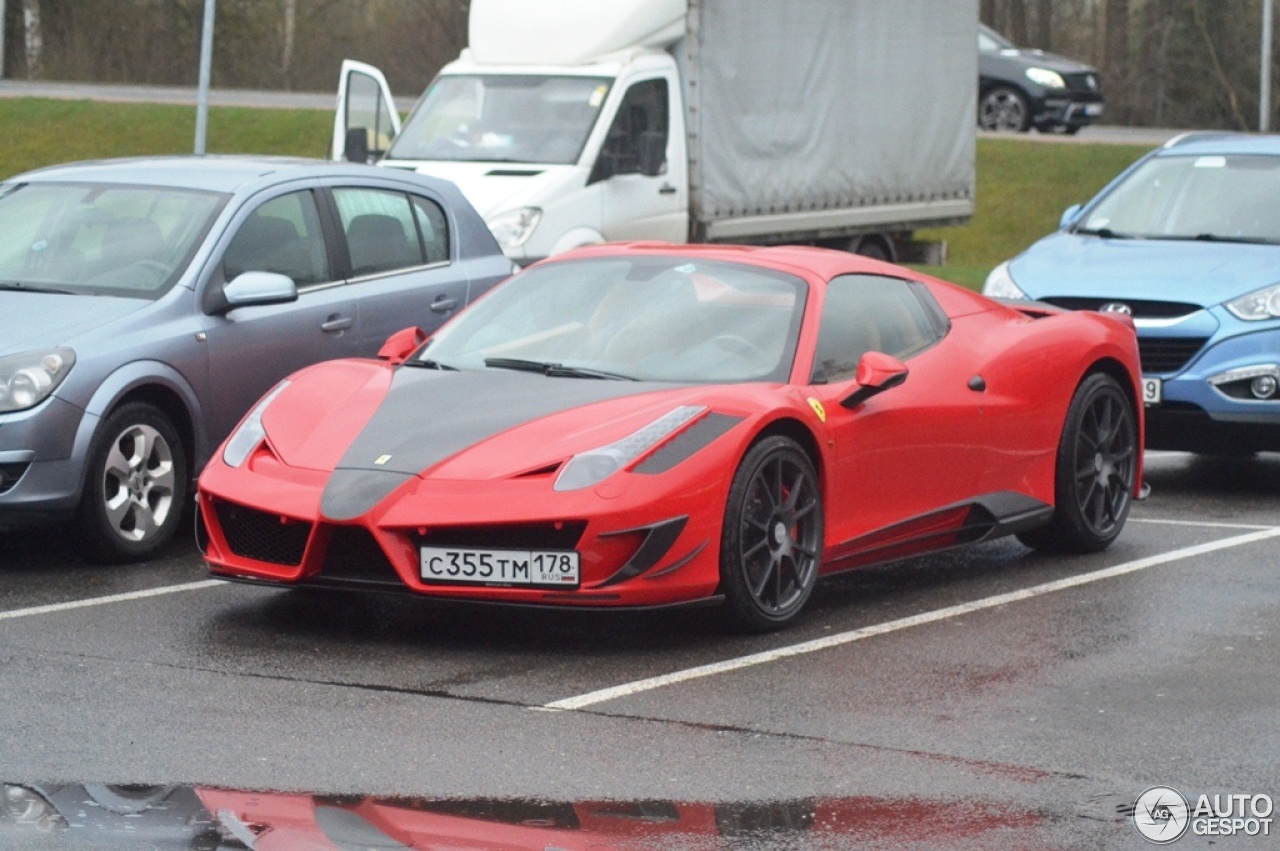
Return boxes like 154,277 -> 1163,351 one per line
0,450 -> 1278,849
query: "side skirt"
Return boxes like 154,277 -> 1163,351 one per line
823,491 -> 1053,573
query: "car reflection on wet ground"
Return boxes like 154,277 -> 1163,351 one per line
3,782 -> 1051,850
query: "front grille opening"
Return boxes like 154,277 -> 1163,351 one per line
213,499 -> 311,566
0,462 -> 30,494
317,525 -> 399,585
414,521 -> 587,550
1139,337 -> 1208,374
1043,297 -> 1201,320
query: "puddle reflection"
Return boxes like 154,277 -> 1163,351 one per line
2,782 -> 1050,849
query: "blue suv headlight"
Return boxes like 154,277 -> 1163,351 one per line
1225,283 -> 1280,321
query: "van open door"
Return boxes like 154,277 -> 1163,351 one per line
332,60 -> 403,163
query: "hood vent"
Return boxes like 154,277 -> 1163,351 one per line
485,168 -> 544,177
513,462 -> 562,479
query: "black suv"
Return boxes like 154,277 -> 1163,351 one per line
978,24 -> 1104,134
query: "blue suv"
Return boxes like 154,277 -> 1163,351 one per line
985,132 -> 1280,454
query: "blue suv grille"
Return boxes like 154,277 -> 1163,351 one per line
1139,337 -> 1208,374
1042,297 -> 1200,320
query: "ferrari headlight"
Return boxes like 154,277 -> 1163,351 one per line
222,380 -> 290,468
982,261 -> 1029,299
1026,67 -> 1066,89
554,405 -> 706,492
487,207 -> 542,250
0,348 -> 75,413
1225,283 -> 1280,321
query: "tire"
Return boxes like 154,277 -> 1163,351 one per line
720,436 -> 823,631
978,86 -> 1031,132
853,237 -> 893,263
74,403 -> 188,564
1019,373 -> 1137,553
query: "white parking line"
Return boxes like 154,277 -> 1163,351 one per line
0,580 -> 224,622
539,527 -> 1280,712
1129,517 -> 1276,530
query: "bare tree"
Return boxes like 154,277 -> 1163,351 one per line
1033,0 -> 1053,48
282,0 -> 296,82
1105,0 -> 1130,122
21,0 -> 39,78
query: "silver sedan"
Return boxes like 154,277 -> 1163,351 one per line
0,155 -> 512,562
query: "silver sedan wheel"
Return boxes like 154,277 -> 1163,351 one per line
99,422 -> 178,543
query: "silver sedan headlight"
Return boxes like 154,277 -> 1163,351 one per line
1225,283 -> 1280,321
982,261 -> 1029,300
0,348 -> 76,413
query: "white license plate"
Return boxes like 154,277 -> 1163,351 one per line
1084,103 -> 1104,116
1142,376 -> 1162,405
419,546 -> 579,586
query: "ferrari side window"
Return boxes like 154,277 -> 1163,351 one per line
811,275 -> 942,383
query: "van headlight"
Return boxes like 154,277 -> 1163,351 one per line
487,207 -> 542,250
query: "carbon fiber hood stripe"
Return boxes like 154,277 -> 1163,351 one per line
319,367 -> 679,521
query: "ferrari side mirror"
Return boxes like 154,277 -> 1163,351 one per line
840,351 -> 909,408
378,326 -> 427,364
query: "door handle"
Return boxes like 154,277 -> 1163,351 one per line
658,184 -> 678,195
430,296 -> 460,313
321,315 -> 354,333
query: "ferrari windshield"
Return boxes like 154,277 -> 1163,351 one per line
0,182 -> 225,299
419,256 -> 807,383
388,74 -> 612,165
1074,153 -> 1280,243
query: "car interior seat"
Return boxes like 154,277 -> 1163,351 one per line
346,213 -> 419,276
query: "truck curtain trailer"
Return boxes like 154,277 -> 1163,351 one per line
333,0 -> 977,265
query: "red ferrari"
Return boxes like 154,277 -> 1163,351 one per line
197,243 -> 1143,630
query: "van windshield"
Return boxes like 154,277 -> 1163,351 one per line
388,74 -> 613,165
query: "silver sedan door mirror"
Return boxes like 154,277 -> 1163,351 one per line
222,271 -> 298,310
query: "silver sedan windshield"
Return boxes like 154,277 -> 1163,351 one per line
420,256 -> 807,384
0,182 -> 226,298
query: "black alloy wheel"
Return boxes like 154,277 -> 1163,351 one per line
1019,372 -> 1137,552
720,436 -> 824,631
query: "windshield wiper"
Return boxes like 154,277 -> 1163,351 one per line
404,358 -> 458,371
0,281 -> 77,295
1073,227 -> 1132,239
1142,233 -> 1279,245
1193,233 -> 1277,244
484,357 -> 635,381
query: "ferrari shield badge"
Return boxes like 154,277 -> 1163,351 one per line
807,397 -> 826,422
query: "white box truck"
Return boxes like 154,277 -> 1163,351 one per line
333,0 -> 976,265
